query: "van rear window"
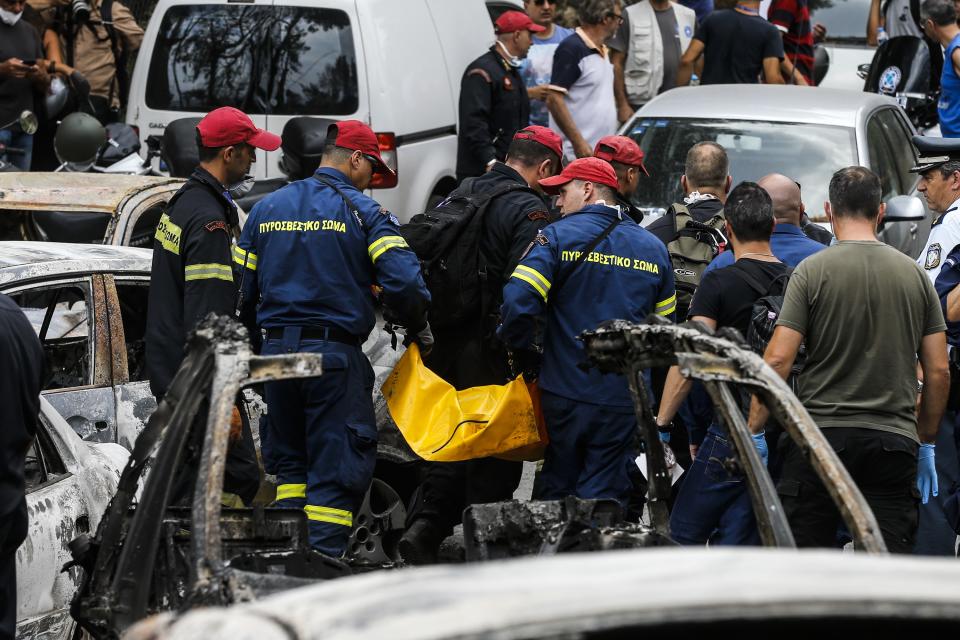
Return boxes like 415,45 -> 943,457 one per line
146,5 -> 358,115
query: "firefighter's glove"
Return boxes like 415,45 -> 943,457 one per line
404,321 -> 434,357
917,443 -> 938,504
751,431 -> 768,467
509,348 -> 541,381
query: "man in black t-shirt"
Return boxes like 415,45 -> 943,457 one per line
655,182 -> 788,546
676,0 -> 785,86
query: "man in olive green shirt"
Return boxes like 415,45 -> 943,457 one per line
748,166 -> 950,553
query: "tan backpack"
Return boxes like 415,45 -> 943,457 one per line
665,203 -> 727,321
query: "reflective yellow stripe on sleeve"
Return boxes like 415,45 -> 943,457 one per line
184,263 -> 234,282
367,235 -> 409,263
656,293 -> 677,317
233,246 -> 258,271
275,483 -> 306,501
304,505 -> 353,527
510,264 -> 552,302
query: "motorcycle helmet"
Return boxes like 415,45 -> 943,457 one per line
54,112 -> 106,172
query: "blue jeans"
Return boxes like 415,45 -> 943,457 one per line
0,128 -> 33,170
262,328 -> 376,557
669,425 -> 760,546
538,390 -> 637,505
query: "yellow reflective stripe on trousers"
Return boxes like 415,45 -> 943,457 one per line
184,263 -> 234,282
233,245 -> 258,271
656,293 -> 677,316
275,483 -> 306,501
155,213 -> 182,255
367,235 -> 409,263
304,505 -> 353,527
510,265 -> 551,301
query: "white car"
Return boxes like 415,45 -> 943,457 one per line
621,84 -> 930,257
127,0 -> 496,221
15,397 -> 128,640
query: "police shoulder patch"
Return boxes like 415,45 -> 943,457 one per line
204,220 -> 229,234
527,210 -> 549,222
925,243 -> 942,270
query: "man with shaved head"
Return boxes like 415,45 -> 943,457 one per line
704,172 -> 826,273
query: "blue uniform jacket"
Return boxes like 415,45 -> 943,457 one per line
935,244 -> 960,347
498,203 -> 676,407
235,168 -> 430,338
704,223 -> 825,274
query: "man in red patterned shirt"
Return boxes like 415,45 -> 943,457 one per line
769,0 -> 814,85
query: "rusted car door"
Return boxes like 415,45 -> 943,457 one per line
7,275 -> 120,443
104,275 -> 157,448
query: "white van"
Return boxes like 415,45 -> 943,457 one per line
126,0 -> 494,221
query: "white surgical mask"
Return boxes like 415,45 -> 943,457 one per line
228,174 -> 255,198
0,7 -> 23,26
497,41 -> 522,68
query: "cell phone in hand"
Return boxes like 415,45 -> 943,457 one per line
21,60 -> 37,67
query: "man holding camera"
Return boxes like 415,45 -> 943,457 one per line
36,0 -> 142,124
0,0 -> 49,170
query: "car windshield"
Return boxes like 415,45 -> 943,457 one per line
146,5 -> 358,115
625,118 -> 857,222
809,0 -> 869,44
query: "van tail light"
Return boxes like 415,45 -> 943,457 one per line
370,132 -> 398,189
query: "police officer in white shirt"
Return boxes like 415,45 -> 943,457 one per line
913,135 -> 960,282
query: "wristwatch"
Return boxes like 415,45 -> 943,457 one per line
656,420 -> 673,434
917,379 -> 924,394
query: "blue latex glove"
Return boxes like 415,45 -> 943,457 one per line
659,430 -> 671,444
917,443 -> 938,504
751,431 -> 768,467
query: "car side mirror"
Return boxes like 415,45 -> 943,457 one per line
857,63 -> 871,80
883,195 -> 926,222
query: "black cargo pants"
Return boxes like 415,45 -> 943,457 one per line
777,426 -> 920,553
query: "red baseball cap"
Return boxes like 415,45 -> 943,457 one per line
512,125 -> 563,161
326,120 -> 395,175
495,10 -> 546,34
196,107 -> 281,151
538,157 -> 620,194
593,135 -> 649,176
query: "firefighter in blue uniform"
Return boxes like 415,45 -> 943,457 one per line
498,158 -> 676,503
235,120 -> 431,557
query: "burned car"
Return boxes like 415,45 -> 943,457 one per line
0,173 -> 184,248
15,397 -> 128,640
67,315 -> 898,638
0,242 -> 155,449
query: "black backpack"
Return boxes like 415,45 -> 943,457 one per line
400,180 -> 534,330
730,263 -> 806,389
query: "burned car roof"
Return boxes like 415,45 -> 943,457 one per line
128,548 -> 960,639
0,241 -> 151,287
0,173 -> 183,215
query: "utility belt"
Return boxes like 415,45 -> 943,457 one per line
264,325 -> 362,347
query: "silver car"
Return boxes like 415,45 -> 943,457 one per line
621,85 -> 929,257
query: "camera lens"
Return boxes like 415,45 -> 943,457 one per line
71,0 -> 91,22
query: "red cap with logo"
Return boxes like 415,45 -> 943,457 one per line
326,120 -> 395,175
538,157 -> 620,194
512,125 -> 563,161
495,10 -> 546,34
593,135 -> 649,176
196,106 -> 281,151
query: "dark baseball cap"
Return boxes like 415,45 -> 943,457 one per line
495,10 -> 546,34
593,135 -> 649,176
512,125 -> 563,161
196,106 -> 281,151
326,120 -> 395,175
538,157 -> 620,194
